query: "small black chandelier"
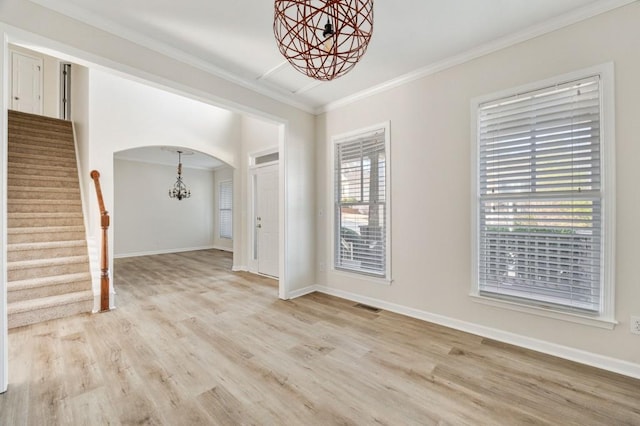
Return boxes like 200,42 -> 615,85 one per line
168,150 -> 191,200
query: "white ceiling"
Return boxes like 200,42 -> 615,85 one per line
29,0 -> 633,112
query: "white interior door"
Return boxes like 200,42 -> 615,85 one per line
256,164 -> 279,278
11,51 -> 43,114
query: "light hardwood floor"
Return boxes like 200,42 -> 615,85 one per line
1,249 -> 639,425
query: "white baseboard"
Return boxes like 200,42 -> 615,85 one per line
212,245 -> 233,253
286,285 -> 317,300
114,246 -> 217,259
304,285 -> 640,380
232,265 -> 248,272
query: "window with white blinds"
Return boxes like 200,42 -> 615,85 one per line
219,180 -> 232,239
335,128 -> 388,278
475,71 -> 612,315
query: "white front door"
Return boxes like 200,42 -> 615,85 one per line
11,51 -> 43,114
256,164 -> 279,278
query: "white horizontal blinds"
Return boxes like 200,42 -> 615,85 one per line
478,75 -> 602,312
219,181 -> 232,239
335,132 -> 386,276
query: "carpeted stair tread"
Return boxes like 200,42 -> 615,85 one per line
8,132 -> 75,145
7,255 -> 90,281
7,226 -> 86,244
8,199 -> 82,206
9,149 -> 76,163
8,151 -> 77,167
8,110 -> 73,127
8,162 -> 79,178
8,272 -> 91,292
8,240 -> 86,252
9,185 -> 80,198
7,239 -> 87,261
8,137 -> 76,151
7,109 -> 94,328
8,174 -> 79,183
7,290 -> 93,319
8,255 -> 90,271
8,225 -> 85,234
8,212 -> 83,219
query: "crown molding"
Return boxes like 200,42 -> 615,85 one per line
26,0 -> 316,115
317,0 -> 637,114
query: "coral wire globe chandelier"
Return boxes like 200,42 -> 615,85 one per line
273,0 -> 374,81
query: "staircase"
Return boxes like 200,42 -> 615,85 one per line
7,110 -> 93,329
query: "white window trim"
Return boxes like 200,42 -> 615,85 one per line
470,63 -> 616,328
331,121 -> 392,284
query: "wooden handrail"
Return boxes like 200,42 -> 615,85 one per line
90,170 -> 110,312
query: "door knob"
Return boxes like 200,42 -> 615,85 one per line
14,96 -> 19,100
257,224 -> 262,228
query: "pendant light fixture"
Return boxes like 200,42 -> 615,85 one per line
273,0 -> 374,81
168,150 -> 191,201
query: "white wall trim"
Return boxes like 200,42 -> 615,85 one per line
113,245 -> 217,259
301,285 -> 640,380
212,245 -> 233,253
318,0 -> 636,114
231,265 -> 248,272
286,285 -> 316,300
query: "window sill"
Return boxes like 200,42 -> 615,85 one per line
469,292 -> 617,330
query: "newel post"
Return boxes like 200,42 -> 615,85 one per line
90,170 -> 111,312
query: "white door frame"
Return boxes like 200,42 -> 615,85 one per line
247,148 -> 280,277
9,49 -> 43,115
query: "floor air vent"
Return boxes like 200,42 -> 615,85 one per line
354,303 -> 381,313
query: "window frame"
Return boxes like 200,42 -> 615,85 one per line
470,64 -> 616,329
332,122 -> 392,283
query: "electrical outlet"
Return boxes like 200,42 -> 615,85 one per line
631,316 -> 640,335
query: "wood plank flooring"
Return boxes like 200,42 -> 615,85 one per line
1,249 -> 639,425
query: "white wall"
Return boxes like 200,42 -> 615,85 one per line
213,166 -> 233,252
317,2 -> 640,375
8,44 -> 58,118
114,159 -> 216,257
